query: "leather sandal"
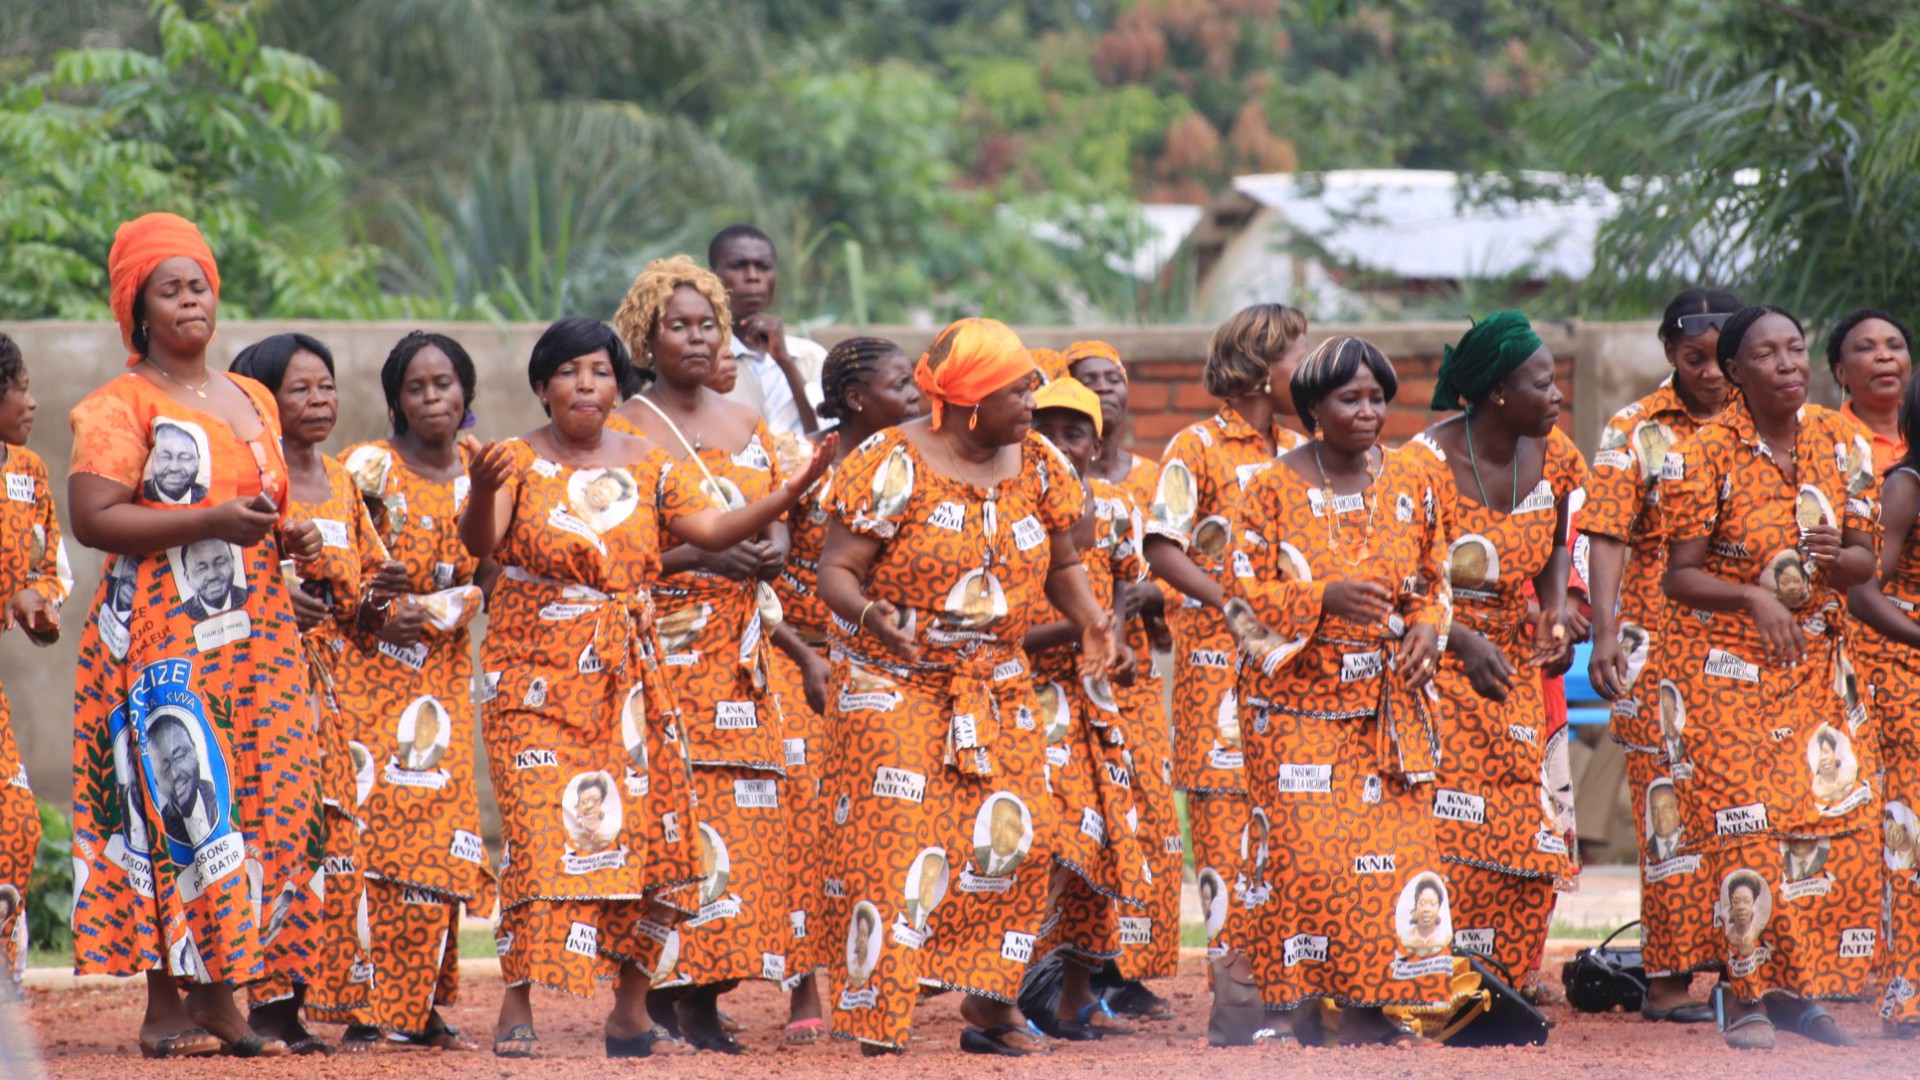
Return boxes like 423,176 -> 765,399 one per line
1722,1012 -> 1775,1050
1785,1005 -> 1856,1047
221,1032 -> 289,1058
138,1027 -> 221,1059
492,1023 -> 539,1059
339,1024 -> 383,1054
1106,981 -> 1176,1021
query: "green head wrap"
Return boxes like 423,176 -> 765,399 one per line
1431,310 -> 1544,411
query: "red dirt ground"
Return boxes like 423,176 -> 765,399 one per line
10,966 -> 1915,1080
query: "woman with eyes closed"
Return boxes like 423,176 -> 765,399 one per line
1582,287 -> 1741,1023
1659,305 -> 1882,1049
461,315 -> 834,1059
814,318 -> 1118,1057
1405,312 -> 1585,997
608,256 -> 801,1052
67,213 -> 327,1060
762,335 -> 924,1045
333,332 -> 495,1052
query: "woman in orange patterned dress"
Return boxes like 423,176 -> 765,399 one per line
1136,303 -> 1305,1022
1660,305 -> 1882,1049
1226,336 -> 1454,1046
1067,340 -> 1179,1018
228,334 -> 404,1051
334,332 -> 494,1051
1142,305 -> 1310,997
67,213 -> 324,1059
1849,362 -> 1920,1039
816,318 -> 1117,1056
1407,311 -> 1583,996
461,316 -> 834,1059
0,334 -> 71,994
608,256 -> 795,1051
1584,289 -> 1741,1022
1020,375 -> 1151,1040
1829,309 -> 1911,475
762,336 -> 924,1043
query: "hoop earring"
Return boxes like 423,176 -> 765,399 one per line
969,405 -> 981,431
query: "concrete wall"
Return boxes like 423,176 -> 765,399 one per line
0,317 -> 1679,820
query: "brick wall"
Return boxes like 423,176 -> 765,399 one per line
1065,337 -> 1577,459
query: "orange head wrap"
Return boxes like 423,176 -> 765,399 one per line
915,317 -> 1037,430
109,212 -> 221,367
1064,339 -> 1125,382
1032,374 -> 1104,437
1030,347 -> 1069,384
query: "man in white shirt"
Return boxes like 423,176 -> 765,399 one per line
707,225 -> 827,436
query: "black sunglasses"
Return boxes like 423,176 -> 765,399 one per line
1673,312 -> 1731,338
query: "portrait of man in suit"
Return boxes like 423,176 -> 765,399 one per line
973,793 -> 1031,877
399,697 -> 448,772
143,421 -> 210,505
151,712 -> 217,847
178,538 -> 243,621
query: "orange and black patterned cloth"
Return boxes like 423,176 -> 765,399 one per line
1406,426 -> 1586,983
1580,380 -> 1722,977
1107,456 -> 1182,979
1226,448 -> 1457,1008
252,457 -> 390,1014
335,440 -> 491,1033
765,430 -> 835,982
0,443 -> 70,989
822,428 -> 1082,1050
1861,463 -> 1920,1024
69,373 -> 323,986
1659,397 -> 1883,1003
1147,409 -> 1306,958
643,420 -> 798,990
1027,475 -> 1152,967
479,438 -> 704,998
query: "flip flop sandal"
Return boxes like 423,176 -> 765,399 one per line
402,1017 -> 477,1052
283,1033 -> 333,1056
607,1026 -> 694,1058
139,1027 -> 221,1059
1076,999 -> 1136,1036
493,1023 -> 540,1059
1723,1013 -> 1776,1051
340,1024 -> 383,1053
1028,1011 -> 1099,1042
222,1033 -> 289,1058
1791,1006 -> 1857,1047
784,1017 -> 828,1044
960,1021 -> 1049,1056
861,1041 -> 906,1057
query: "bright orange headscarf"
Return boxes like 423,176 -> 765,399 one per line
1064,339 -> 1125,382
1030,347 -> 1069,384
915,317 -> 1037,430
108,212 -> 221,367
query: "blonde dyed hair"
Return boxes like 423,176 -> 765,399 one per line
1205,302 -> 1308,399
611,255 -> 734,384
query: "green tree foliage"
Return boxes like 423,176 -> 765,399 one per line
1531,1 -> 1920,324
0,0 -> 385,318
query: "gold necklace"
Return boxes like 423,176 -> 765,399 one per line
1314,442 -> 1381,572
146,358 -> 212,399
